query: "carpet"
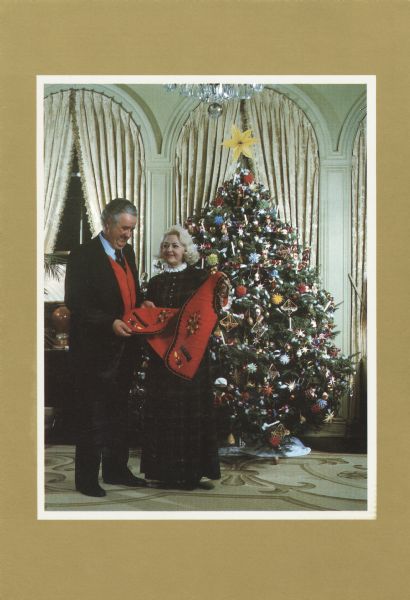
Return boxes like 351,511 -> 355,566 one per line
44,445 -> 368,513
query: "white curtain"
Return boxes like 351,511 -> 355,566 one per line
351,118 -> 367,359
44,91 -> 74,252
244,90 -> 320,264
174,100 -> 241,224
73,89 -> 146,271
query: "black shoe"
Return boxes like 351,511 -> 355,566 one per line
76,483 -> 106,497
177,482 -> 198,491
198,481 -> 215,490
103,473 -> 146,487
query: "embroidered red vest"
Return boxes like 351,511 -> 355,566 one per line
109,256 -> 137,314
123,271 -> 227,380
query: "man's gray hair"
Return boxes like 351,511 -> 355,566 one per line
101,198 -> 137,225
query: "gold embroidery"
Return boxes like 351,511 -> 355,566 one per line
186,311 -> 201,335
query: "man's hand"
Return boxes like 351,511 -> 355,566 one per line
112,319 -> 133,337
141,300 -> 156,308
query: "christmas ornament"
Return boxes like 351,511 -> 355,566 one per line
272,293 -> 284,305
235,285 -> 247,297
206,253 -> 219,266
222,124 -> 259,161
279,354 -> 290,365
208,102 -> 223,119
269,434 -> 281,448
249,252 -> 261,264
227,433 -> 236,445
220,313 -> 239,331
241,171 -> 254,185
281,299 -> 298,329
297,283 -> 309,293
323,410 -> 335,423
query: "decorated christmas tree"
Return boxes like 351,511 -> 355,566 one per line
184,126 -> 354,450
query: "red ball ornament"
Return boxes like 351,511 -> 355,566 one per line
311,403 -> 321,414
297,283 -> 308,293
242,172 -> 254,185
213,196 -> 224,207
236,285 -> 247,297
269,434 -> 281,448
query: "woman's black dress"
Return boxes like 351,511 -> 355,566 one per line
140,265 -> 221,486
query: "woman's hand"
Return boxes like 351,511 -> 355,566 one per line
141,300 -> 156,309
112,319 -> 133,337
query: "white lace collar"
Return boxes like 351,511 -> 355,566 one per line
162,262 -> 188,273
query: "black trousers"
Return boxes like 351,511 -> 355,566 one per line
74,376 -> 131,488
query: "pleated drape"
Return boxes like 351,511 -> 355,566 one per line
44,91 -> 75,252
174,90 -> 319,264
351,118 -> 367,359
72,90 -> 146,272
174,100 -> 241,223
244,90 -> 320,265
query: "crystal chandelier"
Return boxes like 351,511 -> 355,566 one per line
164,83 -> 264,103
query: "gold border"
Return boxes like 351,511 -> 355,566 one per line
1,1 -> 409,598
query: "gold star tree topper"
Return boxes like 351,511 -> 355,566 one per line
222,124 -> 258,161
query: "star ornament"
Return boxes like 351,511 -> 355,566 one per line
222,125 -> 258,161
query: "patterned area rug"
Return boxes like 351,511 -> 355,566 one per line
44,445 -> 367,513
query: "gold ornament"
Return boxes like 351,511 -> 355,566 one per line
268,365 -> 280,380
186,311 -> 201,335
272,293 -> 284,305
227,433 -> 236,445
220,313 -> 239,331
222,124 -> 259,161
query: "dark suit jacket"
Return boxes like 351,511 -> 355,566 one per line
65,235 -> 141,388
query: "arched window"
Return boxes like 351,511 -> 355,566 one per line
43,89 -> 146,271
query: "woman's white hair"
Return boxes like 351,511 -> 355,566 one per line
160,224 -> 200,266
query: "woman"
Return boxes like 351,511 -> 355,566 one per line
139,225 -> 228,490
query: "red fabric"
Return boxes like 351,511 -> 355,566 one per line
123,271 -> 226,380
109,256 -> 137,314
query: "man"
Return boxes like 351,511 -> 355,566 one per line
65,198 -> 146,497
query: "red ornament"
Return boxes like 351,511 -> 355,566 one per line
236,285 -> 247,297
311,403 -> 321,414
242,172 -> 254,185
297,283 -> 308,293
262,385 -> 273,397
269,434 -> 281,448
213,196 -> 224,207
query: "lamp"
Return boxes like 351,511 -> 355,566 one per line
165,83 -> 264,118
165,83 -> 264,103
